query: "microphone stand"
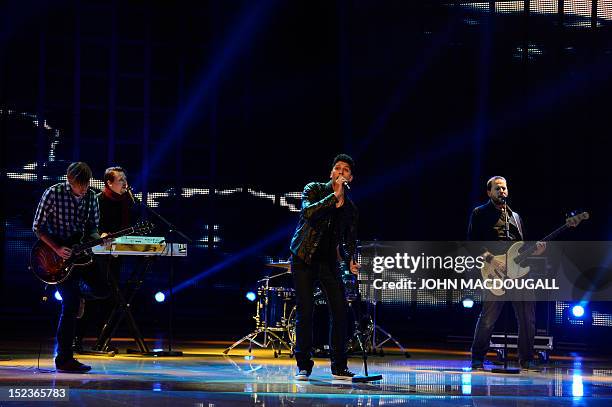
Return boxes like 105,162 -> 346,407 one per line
491,199 -> 519,374
343,244 -> 383,382
128,188 -> 192,357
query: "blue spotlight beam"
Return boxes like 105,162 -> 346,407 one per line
353,19 -> 460,159
133,0 -> 278,191
470,16 -> 493,205
354,52 -> 612,203
170,224 -> 293,295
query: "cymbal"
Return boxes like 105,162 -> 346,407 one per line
358,242 -> 394,249
265,261 -> 291,269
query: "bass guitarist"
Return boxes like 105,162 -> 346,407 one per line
468,176 -> 545,371
32,162 -> 110,373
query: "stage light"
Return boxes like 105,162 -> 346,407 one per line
572,372 -> 584,397
461,373 -> 472,395
246,291 -> 256,302
462,298 -> 474,309
54,291 -> 63,301
572,305 -> 585,318
155,292 -> 166,303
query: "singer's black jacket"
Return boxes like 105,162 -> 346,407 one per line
290,181 -> 358,265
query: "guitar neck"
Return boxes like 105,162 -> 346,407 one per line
74,226 -> 136,253
516,224 -> 568,263
540,224 -> 569,242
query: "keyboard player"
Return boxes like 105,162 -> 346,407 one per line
74,166 -> 140,352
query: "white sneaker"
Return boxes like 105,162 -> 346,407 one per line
295,369 -> 311,381
331,367 -> 355,380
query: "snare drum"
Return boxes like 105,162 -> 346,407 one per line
255,286 -> 295,329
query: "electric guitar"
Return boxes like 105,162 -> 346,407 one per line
30,221 -> 153,284
481,212 -> 589,296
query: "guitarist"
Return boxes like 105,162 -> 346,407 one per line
32,162 -> 110,373
468,176 -> 545,371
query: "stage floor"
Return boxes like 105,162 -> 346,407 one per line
1,340 -> 611,406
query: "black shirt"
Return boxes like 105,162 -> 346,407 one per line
493,207 -> 522,241
467,200 -> 525,255
312,206 -> 341,263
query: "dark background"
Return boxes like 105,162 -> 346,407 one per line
1,1 -> 611,351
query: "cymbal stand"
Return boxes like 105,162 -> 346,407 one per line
223,270 -> 292,357
362,241 -> 410,358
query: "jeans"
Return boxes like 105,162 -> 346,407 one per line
471,299 -> 536,363
75,256 -> 121,342
291,256 -> 347,371
55,260 -> 110,362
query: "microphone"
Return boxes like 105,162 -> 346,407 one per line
127,186 -> 137,204
343,181 -> 351,191
499,196 -> 507,204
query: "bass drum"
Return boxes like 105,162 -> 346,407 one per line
286,305 -> 297,348
255,286 -> 295,329
286,300 -> 372,356
286,304 -> 330,356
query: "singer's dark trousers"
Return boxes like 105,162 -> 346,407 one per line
291,256 -> 348,372
55,262 -> 110,363
471,297 -> 536,363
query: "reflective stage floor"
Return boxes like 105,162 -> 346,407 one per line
1,340 -> 611,406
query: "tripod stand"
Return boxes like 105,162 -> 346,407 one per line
224,269 -> 293,357
359,241 -> 410,358
369,300 -> 410,357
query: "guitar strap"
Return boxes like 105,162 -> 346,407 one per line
512,212 -> 524,240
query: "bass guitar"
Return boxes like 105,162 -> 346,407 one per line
481,212 -> 589,296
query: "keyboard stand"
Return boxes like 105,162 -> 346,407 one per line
88,257 -> 159,355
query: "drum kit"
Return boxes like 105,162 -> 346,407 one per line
223,263 -> 294,357
224,252 -> 409,360
223,260 -> 365,358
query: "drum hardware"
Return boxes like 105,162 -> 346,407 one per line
348,298 -> 382,382
264,261 -> 291,271
286,273 -> 371,358
358,241 -> 411,358
226,252 -> 410,360
224,269 -> 294,358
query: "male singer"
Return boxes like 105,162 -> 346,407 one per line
289,154 -> 360,380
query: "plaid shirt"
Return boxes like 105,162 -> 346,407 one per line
32,181 -> 100,241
